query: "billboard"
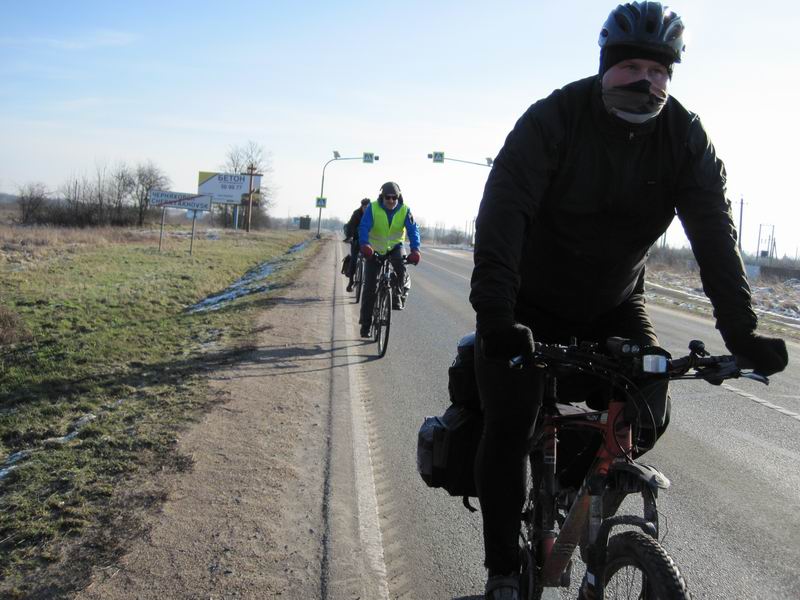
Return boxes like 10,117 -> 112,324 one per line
149,191 -> 212,211
198,171 -> 262,205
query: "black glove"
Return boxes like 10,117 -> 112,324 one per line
723,331 -> 788,376
479,322 -> 535,362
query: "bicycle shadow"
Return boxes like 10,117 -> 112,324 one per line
216,338 -> 379,378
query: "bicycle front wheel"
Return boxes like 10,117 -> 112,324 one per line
354,258 -> 364,303
602,531 -> 690,600
375,285 -> 391,357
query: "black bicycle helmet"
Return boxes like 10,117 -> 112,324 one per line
599,2 -> 685,64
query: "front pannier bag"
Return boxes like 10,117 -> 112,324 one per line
417,333 -> 482,502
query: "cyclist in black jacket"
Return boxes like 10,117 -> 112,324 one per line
470,3 -> 788,599
344,198 -> 370,292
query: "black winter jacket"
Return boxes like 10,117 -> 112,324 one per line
344,207 -> 364,240
470,76 -> 757,340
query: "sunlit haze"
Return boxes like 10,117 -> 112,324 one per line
2,1 -> 798,257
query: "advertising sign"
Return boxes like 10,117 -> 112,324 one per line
149,191 -> 212,211
198,171 -> 262,205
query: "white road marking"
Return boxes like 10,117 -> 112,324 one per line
722,383 -> 800,422
424,259 -> 471,282
429,247 -> 473,259
343,291 -> 391,599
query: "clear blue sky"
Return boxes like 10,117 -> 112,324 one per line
2,1 -> 798,257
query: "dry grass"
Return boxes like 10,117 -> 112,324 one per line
0,205 -> 17,226
0,224 -> 155,248
0,306 -> 31,346
0,225 -> 158,266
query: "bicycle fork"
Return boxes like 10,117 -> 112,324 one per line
539,400 -> 634,594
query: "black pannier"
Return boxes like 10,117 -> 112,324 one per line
417,333 -> 483,500
447,332 -> 481,410
417,404 -> 482,498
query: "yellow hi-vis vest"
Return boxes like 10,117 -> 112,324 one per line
370,201 -> 408,253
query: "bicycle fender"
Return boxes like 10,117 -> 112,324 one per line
609,462 -> 670,492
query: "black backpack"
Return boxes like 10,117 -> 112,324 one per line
417,332 -> 483,509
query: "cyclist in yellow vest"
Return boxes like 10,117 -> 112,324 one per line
358,181 -> 422,338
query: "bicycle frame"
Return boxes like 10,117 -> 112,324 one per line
527,373 -> 668,597
470,336 -> 774,600
371,255 -> 394,322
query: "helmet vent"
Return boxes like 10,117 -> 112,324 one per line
645,19 -> 656,33
614,13 -> 632,32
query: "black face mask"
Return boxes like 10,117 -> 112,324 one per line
602,79 -> 668,124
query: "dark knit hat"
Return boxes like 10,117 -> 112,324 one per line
379,181 -> 401,197
600,44 -> 674,77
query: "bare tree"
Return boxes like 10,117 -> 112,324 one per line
223,140 -> 266,173
110,162 -> 135,224
221,141 -> 275,229
93,161 -> 111,225
133,162 -> 170,226
17,182 -> 49,224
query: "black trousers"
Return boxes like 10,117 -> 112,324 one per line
474,295 -> 670,575
359,245 -> 406,326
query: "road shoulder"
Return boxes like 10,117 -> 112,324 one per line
78,240 -> 342,599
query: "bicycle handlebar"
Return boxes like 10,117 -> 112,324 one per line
510,338 -> 769,386
371,251 -> 416,265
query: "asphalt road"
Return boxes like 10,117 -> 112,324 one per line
342,247 -> 800,600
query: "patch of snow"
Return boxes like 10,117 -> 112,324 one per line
647,269 -> 800,329
0,450 -> 32,481
287,240 -> 311,254
188,262 -> 277,313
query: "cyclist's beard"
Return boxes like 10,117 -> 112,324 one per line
602,79 -> 668,124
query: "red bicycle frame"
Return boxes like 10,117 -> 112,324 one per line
537,395 -> 632,587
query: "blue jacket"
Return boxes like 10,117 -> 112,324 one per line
359,198 -> 421,251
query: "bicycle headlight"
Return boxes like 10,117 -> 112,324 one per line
642,354 -> 668,373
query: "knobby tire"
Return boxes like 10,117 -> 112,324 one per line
519,451 -> 544,600
602,531 -> 690,600
375,285 -> 391,357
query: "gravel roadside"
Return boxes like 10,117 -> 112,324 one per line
77,240 -> 340,599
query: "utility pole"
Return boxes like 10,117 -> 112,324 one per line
769,225 -> 776,260
756,224 -> 763,259
316,151 -> 378,238
245,165 -> 257,233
